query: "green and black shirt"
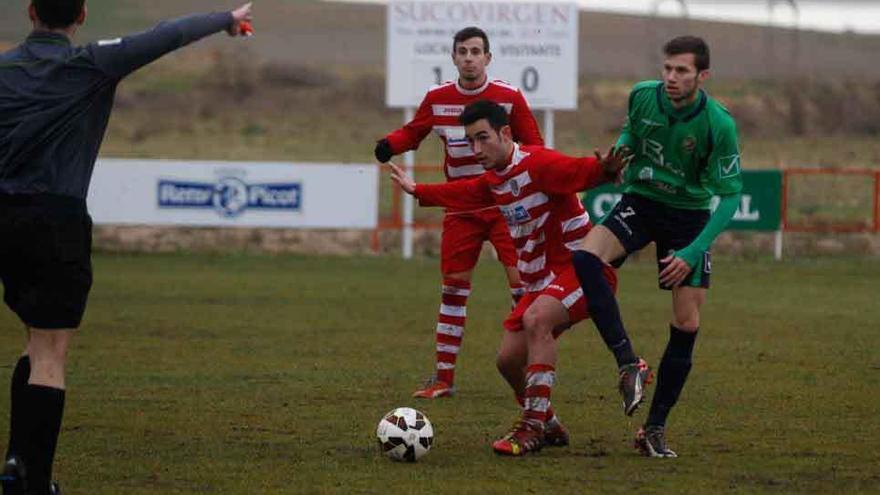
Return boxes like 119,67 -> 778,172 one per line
617,80 -> 743,210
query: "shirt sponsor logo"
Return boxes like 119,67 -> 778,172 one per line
642,138 -> 685,178
158,176 -> 301,218
718,154 -> 741,179
502,205 -> 532,225
510,179 -> 522,197
682,136 -> 697,153
432,104 -> 465,116
641,118 -> 664,128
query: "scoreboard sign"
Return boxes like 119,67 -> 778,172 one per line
386,1 -> 579,110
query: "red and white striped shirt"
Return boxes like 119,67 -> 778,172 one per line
414,144 -> 607,292
385,79 -> 543,184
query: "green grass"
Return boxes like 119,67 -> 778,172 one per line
1,253 -> 877,493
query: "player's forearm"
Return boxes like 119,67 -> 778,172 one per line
385,129 -> 420,156
563,157 -> 610,194
414,183 -> 489,210
386,104 -> 433,155
160,12 -> 234,46
94,12 -> 234,78
537,156 -> 609,195
579,157 -> 614,191
676,193 -> 740,267
414,183 -> 461,208
413,183 -> 447,207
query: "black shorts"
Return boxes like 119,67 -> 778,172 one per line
600,193 -> 711,290
0,194 -> 93,329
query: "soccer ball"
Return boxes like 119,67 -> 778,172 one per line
376,407 -> 434,462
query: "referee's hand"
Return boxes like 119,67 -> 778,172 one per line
227,3 -> 254,37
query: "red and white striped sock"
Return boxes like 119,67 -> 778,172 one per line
510,283 -> 526,309
516,394 -> 556,424
435,278 -> 471,386
523,364 -> 556,427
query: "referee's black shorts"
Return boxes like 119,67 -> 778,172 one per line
0,194 -> 93,329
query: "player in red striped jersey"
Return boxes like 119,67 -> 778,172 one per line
375,27 -> 544,399
389,100 -> 629,456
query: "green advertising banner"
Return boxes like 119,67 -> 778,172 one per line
582,170 -> 783,231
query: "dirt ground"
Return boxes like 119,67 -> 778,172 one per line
93,225 -> 880,258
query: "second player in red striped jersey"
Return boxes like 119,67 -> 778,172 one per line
374,27 -> 543,400
383,79 -> 543,183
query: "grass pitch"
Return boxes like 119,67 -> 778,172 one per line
0,253 -> 878,494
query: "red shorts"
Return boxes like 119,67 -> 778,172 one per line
503,264 -> 618,335
440,209 -> 518,275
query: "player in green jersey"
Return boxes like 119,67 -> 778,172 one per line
571,36 -> 743,457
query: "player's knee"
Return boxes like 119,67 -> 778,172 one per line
672,315 -> 700,332
28,332 -> 70,363
522,308 -> 552,339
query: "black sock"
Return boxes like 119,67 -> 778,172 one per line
5,356 -> 31,460
647,325 -> 698,427
23,385 -> 65,489
572,250 -> 637,367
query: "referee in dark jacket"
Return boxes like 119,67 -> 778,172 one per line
0,2 -> 254,493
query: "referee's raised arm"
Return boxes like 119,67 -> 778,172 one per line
89,3 -> 254,79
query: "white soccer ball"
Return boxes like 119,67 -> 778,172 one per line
376,407 -> 434,462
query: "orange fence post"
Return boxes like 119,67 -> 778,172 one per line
874,171 -> 880,233
391,180 -> 402,228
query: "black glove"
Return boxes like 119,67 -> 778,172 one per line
374,138 -> 393,163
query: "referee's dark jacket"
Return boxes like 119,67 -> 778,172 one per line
0,12 -> 234,200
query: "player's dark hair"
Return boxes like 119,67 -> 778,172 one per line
32,0 -> 86,29
459,100 -> 509,131
453,26 -> 490,53
664,36 -> 710,72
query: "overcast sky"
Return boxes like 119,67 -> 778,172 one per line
339,0 -> 880,34
579,0 -> 880,33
